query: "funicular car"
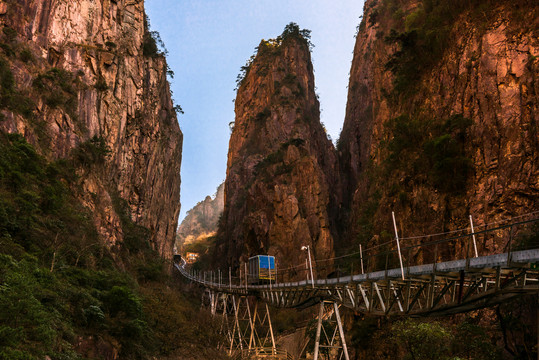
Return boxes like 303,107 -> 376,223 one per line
248,255 -> 276,284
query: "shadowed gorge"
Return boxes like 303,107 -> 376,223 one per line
1,0 -> 538,359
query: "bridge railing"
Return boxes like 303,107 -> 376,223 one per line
294,215 -> 539,284
177,214 -> 538,289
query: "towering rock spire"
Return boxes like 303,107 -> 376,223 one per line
218,24 -> 341,271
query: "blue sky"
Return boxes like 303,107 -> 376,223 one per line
145,1 -> 365,222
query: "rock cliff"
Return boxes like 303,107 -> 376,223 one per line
0,0 -> 182,258
339,0 -> 538,251
177,182 -> 224,251
218,24 -> 340,271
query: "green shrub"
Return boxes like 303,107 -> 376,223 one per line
0,43 -> 14,57
0,56 -> 14,92
385,114 -> 425,166
452,319 -> 502,360
173,104 -> 184,114
0,348 -> 34,360
111,192 -> 151,255
255,148 -> 284,174
94,76 -> 108,91
141,284 -> 226,358
9,94 -> 34,118
355,189 -> 381,246
142,33 -> 158,57
0,133 -> 101,262
103,285 -> 142,318
384,0 -> 479,95
136,257 -> 165,283
383,113 -> 472,194
280,22 -> 313,50
71,135 -> 110,167
424,134 -> 473,192
384,29 -> 423,94
0,255 -> 60,356
19,48 -> 33,63
255,107 -> 271,122
142,17 -> 167,59
33,68 -> 76,96
1,27 -> 18,57
369,7 -> 380,24
282,73 -> 297,87
404,8 -> 426,30
0,56 -> 35,118
83,305 -> 105,327
2,27 -> 17,42
392,319 -> 452,360
123,318 -> 147,339
33,68 -> 78,118
0,252 -> 160,358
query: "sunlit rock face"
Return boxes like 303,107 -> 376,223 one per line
218,26 -> 341,272
338,0 -> 538,252
177,182 -> 224,250
0,0 -> 182,258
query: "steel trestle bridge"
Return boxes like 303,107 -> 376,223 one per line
175,215 -> 539,359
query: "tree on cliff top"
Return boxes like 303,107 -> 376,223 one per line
235,22 -> 313,90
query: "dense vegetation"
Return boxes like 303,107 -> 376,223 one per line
0,54 -> 34,119
382,0 -> 477,95
346,294 -> 539,360
341,113 -> 473,249
0,133 -> 224,359
0,13 -> 201,360
33,68 -> 80,119
383,113 -> 473,195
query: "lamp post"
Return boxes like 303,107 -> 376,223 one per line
301,245 -> 315,288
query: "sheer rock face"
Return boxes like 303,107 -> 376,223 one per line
340,0 -> 538,247
0,0 -> 182,258
219,36 -> 340,270
177,182 -> 224,250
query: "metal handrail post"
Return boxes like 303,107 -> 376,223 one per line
360,244 -> 364,274
469,215 -> 479,257
392,211 -> 405,280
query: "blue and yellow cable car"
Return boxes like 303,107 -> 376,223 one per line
248,255 -> 276,284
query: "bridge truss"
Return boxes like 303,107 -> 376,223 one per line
176,216 -> 539,359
